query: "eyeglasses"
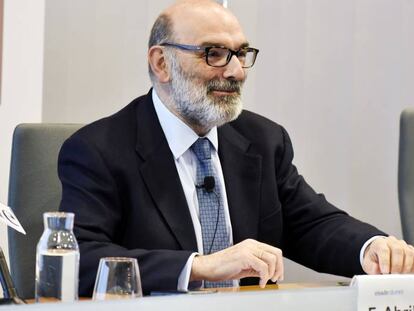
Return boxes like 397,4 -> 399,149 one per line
160,42 -> 259,68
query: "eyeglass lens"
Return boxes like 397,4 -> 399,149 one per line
207,47 -> 256,68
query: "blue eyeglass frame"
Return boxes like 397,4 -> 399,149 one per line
159,42 -> 259,68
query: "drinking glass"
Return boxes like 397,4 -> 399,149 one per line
92,257 -> 142,300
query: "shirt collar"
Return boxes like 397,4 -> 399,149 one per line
152,89 -> 218,160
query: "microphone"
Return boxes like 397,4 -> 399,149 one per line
0,247 -> 25,305
195,176 -> 220,254
196,176 -> 215,193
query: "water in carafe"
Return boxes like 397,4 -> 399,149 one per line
35,212 -> 79,302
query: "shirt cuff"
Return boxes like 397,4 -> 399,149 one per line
359,235 -> 387,268
177,252 -> 202,291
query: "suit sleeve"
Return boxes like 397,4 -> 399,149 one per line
276,127 -> 385,277
58,135 -> 193,296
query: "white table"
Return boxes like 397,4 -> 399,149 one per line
0,285 -> 356,311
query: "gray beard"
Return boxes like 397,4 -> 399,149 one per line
168,56 -> 244,130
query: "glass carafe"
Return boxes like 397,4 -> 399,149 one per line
35,212 -> 79,302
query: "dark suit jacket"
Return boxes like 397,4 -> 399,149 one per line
58,90 -> 384,296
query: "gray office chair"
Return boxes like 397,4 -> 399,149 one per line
7,123 -> 83,299
398,108 -> 414,245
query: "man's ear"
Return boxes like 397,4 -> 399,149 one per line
148,46 -> 170,83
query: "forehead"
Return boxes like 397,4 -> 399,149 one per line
169,5 -> 248,49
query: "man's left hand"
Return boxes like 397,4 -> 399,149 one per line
362,236 -> 414,274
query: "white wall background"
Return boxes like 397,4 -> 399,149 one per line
1,0 -> 414,295
0,0 -> 45,297
231,0 -> 414,281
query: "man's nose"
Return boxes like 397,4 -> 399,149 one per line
222,55 -> 245,81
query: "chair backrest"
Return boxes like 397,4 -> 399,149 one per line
7,123 -> 83,299
398,109 -> 414,245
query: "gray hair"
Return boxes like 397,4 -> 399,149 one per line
148,14 -> 175,83
148,14 -> 173,48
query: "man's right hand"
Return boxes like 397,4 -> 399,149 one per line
190,239 -> 284,287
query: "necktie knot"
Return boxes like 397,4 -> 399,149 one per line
191,138 -> 211,161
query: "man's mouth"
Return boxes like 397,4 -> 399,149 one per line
207,79 -> 242,97
210,89 -> 239,96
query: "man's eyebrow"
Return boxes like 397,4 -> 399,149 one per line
199,41 -> 251,49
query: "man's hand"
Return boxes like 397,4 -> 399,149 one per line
190,239 -> 283,288
362,236 -> 414,274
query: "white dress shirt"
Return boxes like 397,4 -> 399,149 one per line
151,89 -> 377,290
152,90 -> 234,290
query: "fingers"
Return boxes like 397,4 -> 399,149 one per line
375,237 -> 391,274
244,239 -> 283,286
389,238 -> 406,273
257,242 -> 284,282
247,252 -> 274,287
257,250 -> 275,282
254,249 -> 283,285
363,236 -> 414,275
402,245 -> 414,273
274,249 -> 284,281
254,250 -> 283,283
190,239 -> 284,287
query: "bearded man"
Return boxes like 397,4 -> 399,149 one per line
58,0 -> 414,297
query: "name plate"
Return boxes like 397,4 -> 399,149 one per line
351,274 -> 414,311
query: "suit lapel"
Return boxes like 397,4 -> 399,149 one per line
218,124 -> 262,244
134,93 -> 197,251
133,92 -> 261,250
